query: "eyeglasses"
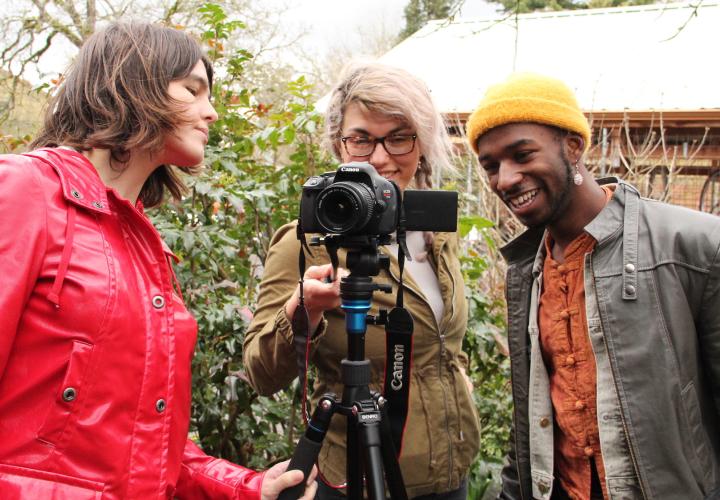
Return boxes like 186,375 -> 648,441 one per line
340,134 -> 417,157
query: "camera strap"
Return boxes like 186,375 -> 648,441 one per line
292,224 -> 313,421
382,231 -> 414,456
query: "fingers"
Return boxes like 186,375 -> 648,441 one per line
261,467 -> 317,500
285,265 -> 347,324
298,477 -> 318,500
303,263 -> 335,281
307,465 -> 318,483
259,461 -> 290,500
284,263 -> 352,336
291,465 -> 318,500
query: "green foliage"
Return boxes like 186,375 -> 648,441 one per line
491,0 -> 654,14
150,3 -> 333,468
458,214 -> 512,497
399,0 -> 462,40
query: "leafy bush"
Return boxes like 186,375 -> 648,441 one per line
458,214 -> 513,498
150,3 -> 333,468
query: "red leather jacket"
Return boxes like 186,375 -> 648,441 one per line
0,148 -> 263,499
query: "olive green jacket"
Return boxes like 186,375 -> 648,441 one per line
243,222 -> 480,497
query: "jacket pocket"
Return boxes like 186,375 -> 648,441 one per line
680,380 -> 713,489
402,368 -> 438,486
606,476 -> 643,500
37,340 -> 94,447
0,463 -> 104,499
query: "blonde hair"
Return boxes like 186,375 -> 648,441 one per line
324,61 -> 454,189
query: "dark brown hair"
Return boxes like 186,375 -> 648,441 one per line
31,22 -> 213,207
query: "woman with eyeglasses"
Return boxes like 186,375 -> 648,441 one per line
243,61 -> 479,499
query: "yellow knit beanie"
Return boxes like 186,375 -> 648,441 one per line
466,73 -> 591,154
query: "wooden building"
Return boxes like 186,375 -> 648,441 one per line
378,2 -> 720,214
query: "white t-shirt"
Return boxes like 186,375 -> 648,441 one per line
387,231 -> 444,325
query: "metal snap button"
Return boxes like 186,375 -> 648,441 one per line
624,263 -> 636,273
539,417 -> 550,428
625,284 -> 636,295
156,399 -> 166,413
152,295 -> 165,309
71,189 -> 82,199
62,387 -> 77,402
92,201 -> 104,209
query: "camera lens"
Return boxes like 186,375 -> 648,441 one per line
316,182 -> 375,234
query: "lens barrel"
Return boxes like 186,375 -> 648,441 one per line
316,182 -> 375,234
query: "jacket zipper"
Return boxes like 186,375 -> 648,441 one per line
588,254 -> 648,500
439,252 -> 456,489
385,245 -> 455,489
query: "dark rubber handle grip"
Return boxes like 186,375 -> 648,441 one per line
277,436 -> 322,500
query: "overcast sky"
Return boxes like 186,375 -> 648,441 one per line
277,0 -> 498,56
29,0 -> 499,84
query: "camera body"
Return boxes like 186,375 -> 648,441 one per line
300,162 -> 458,236
301,162 -> 400,235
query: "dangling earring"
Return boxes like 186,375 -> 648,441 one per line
573,161 -> 584,186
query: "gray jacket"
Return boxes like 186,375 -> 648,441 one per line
498,179 -> 720,499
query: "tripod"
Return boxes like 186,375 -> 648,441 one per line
279,236 -> 409,500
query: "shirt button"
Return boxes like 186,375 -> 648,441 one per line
575,400 -> 586,410
152,295 -> 165,309
539,417 -> 550,428
560,310 -> 570,320
566,355 -> 576,366
156,399 -> 166,413
557,265 -> 567,274
584,446 -> 594,457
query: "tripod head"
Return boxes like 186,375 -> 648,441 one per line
310,234 -> 393,360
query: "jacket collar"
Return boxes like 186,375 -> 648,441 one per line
500,177 -> 633,268
24,147 -> 111,215
584,177 -> 636,245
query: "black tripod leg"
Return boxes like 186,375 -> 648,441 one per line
358,413 -> 386,500
377,398 -> 408,500
347,417 -> 363,499
278,396 -> 335,500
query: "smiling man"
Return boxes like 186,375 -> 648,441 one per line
467,73 -> 720,500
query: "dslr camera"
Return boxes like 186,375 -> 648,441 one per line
300,162 -> 457,236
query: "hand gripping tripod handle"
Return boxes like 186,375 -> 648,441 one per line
277,436 -> 321,500
278,396 -> 335,500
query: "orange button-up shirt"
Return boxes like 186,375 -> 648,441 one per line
539,187 -> 614,500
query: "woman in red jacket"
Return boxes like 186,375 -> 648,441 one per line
0,22 -> 315,499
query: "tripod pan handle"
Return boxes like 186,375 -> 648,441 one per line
278,436 -> 321,500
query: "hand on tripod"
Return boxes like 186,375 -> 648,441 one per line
285,263 -> 348,332
262,461 -> 318,500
